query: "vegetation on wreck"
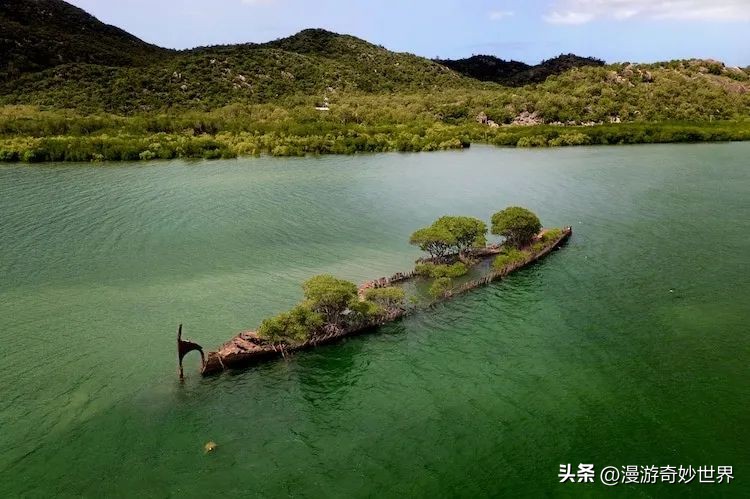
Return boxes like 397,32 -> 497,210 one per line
429,277 -> 454,299
415,262 -> 469,279
257,274 -> 405,347
251,207 -> 564,352
409,216 -> 487,260
199,207 -> 571,374
491,206 -> 542,248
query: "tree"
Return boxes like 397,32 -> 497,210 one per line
364,287 -> 406,310
302,274 -> 358,325
409,225 -> 456,259
348,299 -> 383,325
434,216 -> 487,254
491,206 -> 542,247
258,304 -> 324,345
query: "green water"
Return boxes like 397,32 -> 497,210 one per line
1,144 -> 748,497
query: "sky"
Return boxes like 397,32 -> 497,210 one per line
66,0 -> 750,65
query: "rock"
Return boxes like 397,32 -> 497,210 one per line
511,111 -> 543,126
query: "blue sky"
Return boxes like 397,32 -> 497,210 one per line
67,0 -> 750,65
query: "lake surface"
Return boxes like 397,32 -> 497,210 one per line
1,144 -> 748,497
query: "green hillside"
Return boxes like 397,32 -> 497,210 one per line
0,27 -> 472,113
1,0 -> 749,162
0,0 -> 168,81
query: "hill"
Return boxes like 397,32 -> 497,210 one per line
1,0 -> 749,162
2,0 -> 745,120
0,26 -> 471,113
0,0 -> 168,81
437,54 -> 606,86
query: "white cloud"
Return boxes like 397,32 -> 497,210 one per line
544,11 -> 594,24
489,10 -> 515,21
544,0 -> 750,24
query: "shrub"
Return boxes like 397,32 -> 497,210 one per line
549,132 -> 592,147
364,287 -> 406,309
517,135 -> 548,147
429,277 -> 453,298
348,299 -> 383,321
202,148 -> 222,160
415,262 -> 469,278
21,148 -> 46,162
0,149 -> 19,162
302,274 -> 358,325
258,305 -> 324,345
540,228 -> 563,243
492,247 -> 529,270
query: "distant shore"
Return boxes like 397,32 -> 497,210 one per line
1,119 -> 748,163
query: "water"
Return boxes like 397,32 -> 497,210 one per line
1,144 -> 748,497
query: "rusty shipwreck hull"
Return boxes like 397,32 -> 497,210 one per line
199,227 -> 572,376
201,310 -> 406,375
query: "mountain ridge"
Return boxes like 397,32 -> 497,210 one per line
436,54 -> 606,86
0,0 -> 605,94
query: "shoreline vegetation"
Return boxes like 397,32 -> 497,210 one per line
2,107 -> 749,162
195,208 -> 571,376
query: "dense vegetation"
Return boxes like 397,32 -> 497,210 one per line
2,104 -> 749,163
437,54 -> 605,87
1,0 -> 749,162
0,28 -> 468,113
491,226 -> 564,271
0,0 -> 168,81
257,274 -> 405,347
254,207 -> 563,347
415,262 -> 469,279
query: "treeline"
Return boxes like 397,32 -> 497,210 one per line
0,127 -> 471,162
2,119 -> 748,163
